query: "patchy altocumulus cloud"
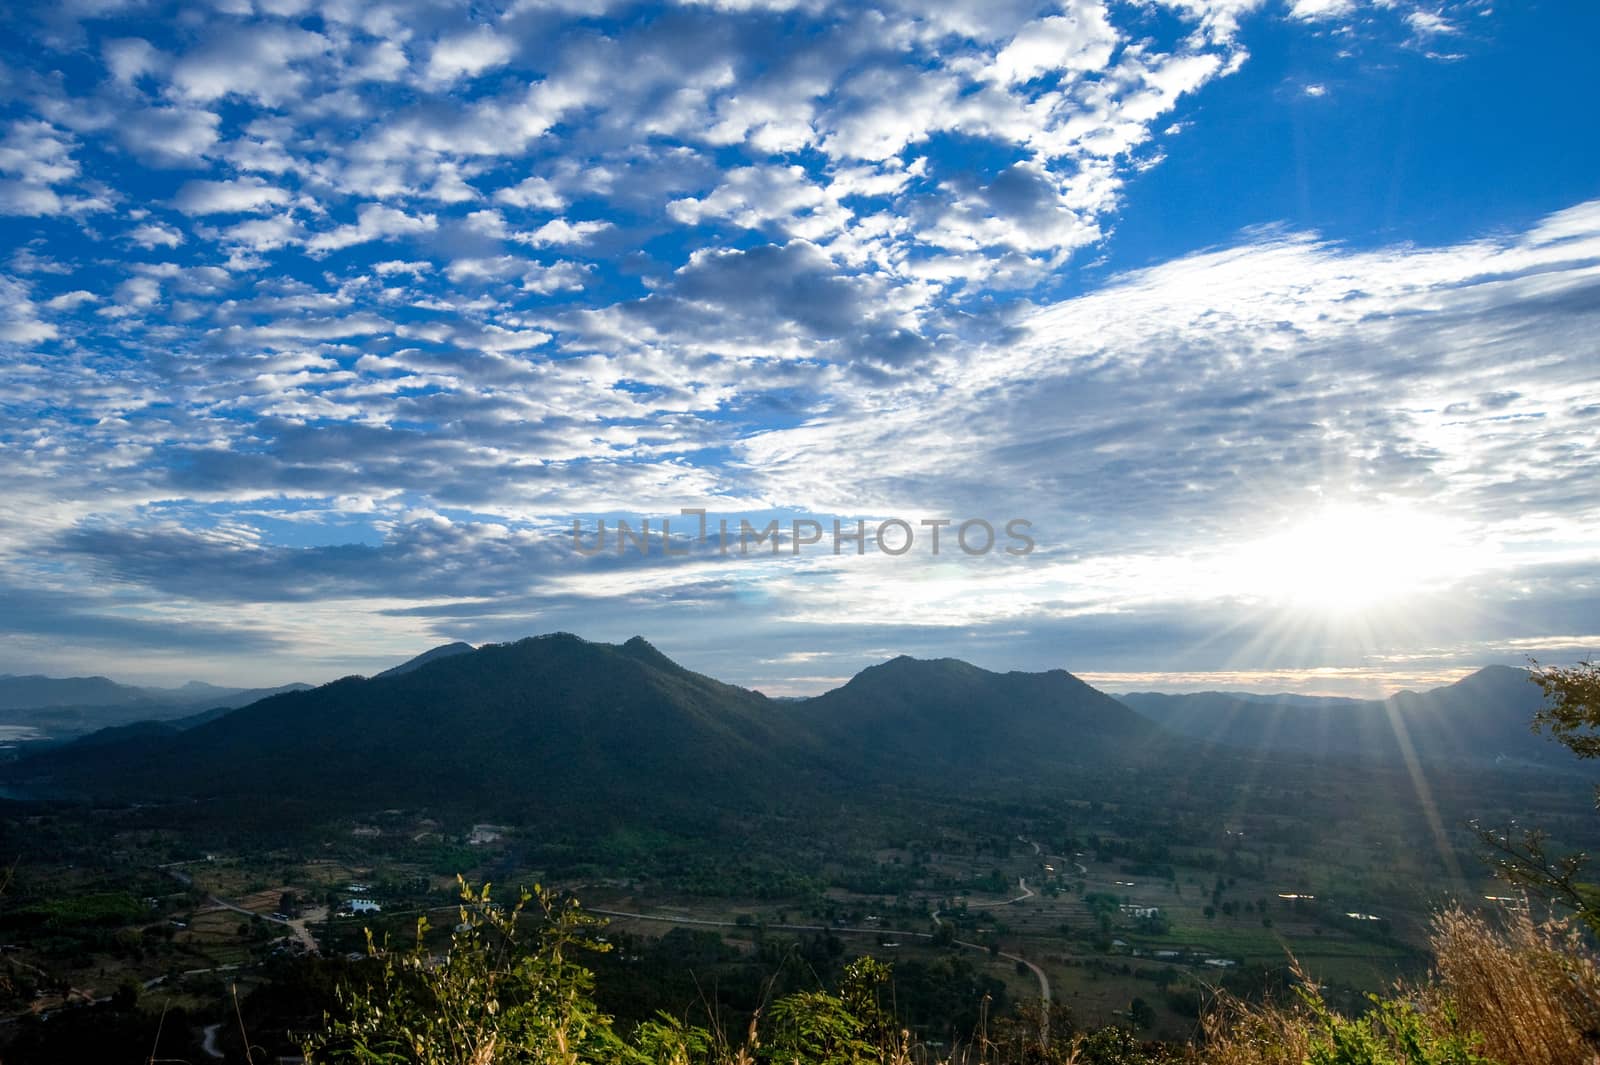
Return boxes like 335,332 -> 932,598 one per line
0,0 -> 1590,690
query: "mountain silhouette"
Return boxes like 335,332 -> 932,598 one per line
1116,665 -> 1559,766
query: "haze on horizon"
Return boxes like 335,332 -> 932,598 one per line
0,0 -> 1596,696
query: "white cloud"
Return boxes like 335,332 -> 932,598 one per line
1407,10 -> 1460,36
424,162 -> 481,204
464,208 -> 511,237
306,204 -> 439,253
102,37 -> 165,83
0,182 -> 66,216
445,255 -> 523,283
349,39 -> 409,82
519,218 -> 612,247
522,259 -> 592,293
118,107 -> 220,166
1153,0 -> 1268,43
0,122 -> 78,186
0,121 -> 93,216
45,290 -> 100,310
168,26 -> 331,105
374,260 -> 433,276
214,213 -> 303,253
737,202 -> 1600,554
0,0 -> 1572,686
0,278 -> 58,344
174,177 -> 292,215
494,176 -> 566,210
128,222 -> 185,248
1287,0 -> 1355,20
100,275 -> 163,318
989,4 -> 1119,85
668,165 -> 851,242
423,27 -> 516,87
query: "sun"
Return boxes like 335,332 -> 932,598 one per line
1244,503 -> 1464,615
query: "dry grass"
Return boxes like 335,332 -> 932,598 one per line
1191,992 -> 1312,1065
1429,904 -> 1600,1065
1190,902 -> 1600,1065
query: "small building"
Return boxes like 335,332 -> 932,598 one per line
348,898 -> 381,914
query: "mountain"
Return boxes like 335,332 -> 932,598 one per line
13,634 -> 829,816
376,641 -> 476,678
10,637 -> 1166,816
11,645 -> 1561,822
791,655 -> 1163,778
1116,665 -> 1558,766
0,678 -> 313,741
0,674 -> 151,710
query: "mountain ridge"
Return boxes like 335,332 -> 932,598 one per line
6,642 -> 1565,820
0,675 -> 314,741
1115,664 -> 1556,766
9,635 -> 1160,814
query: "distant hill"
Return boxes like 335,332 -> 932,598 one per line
1116,665 -> 1559,766
790,655 -> 1163,778
0,674 -> 151,710
0,673 -> 312,740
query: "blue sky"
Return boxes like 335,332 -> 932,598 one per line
0,0 -> 1596,695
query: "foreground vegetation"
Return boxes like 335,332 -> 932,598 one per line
6,660 -> 1600,1062
294,661 -> 1600,1065
304,877 -> 1599,1065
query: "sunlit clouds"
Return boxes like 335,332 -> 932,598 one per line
0,0 -> 1594,691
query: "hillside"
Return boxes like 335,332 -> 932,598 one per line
11,638 -> 1169,816
1116,665 -> 1558,766
791,655 -> 1163,778
14,635 -> 830,818
12,642 -> 1554,822
376,641 -> 476,678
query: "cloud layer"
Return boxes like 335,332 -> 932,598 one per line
0,0 -> 1592,692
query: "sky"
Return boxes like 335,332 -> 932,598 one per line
0,0 -> 1596,696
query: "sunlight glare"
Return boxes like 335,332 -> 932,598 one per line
1244,503 -> 1468,614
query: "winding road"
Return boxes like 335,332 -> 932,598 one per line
160,861 -> 322,953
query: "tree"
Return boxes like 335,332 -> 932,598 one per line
305,878 -> 632,1065
1474,660 -> 1600,934
306,878 -> 948,1065
111,976 -> 141,1011
1531,659 -> 1600,760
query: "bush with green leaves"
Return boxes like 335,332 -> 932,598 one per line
305,879 -> 922,1065
1300,992 -> 1492,1065
306,877 -> 635,1065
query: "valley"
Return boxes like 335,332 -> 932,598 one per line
0,636 -> 1593,1061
